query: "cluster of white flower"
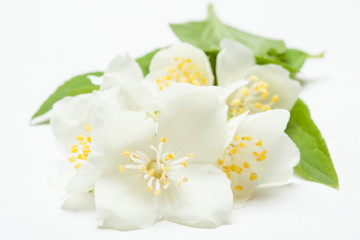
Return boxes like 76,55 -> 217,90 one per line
50,39 -> 300,230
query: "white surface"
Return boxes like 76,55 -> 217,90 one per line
0,0 -> 359,239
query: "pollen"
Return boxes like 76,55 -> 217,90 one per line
232,99 -> 242,106
160,137 -> 168,144
187,153 -> 194,158
230,146 -> 239,154
119,165 -> 125,172
256,140 -> 263,146
181,161 -> 188,168
139,165 -> 146,172
255,102 -> 263,109
168,152 -> 175,159
242,161 -> 250,168
272,95 -> 279,102
85,124 -> 92,132
250,172 -> 258,181
233,134 -> 240,141
123,150 -> 131,157
218,159 -> 224,165
245,136 -> 252,141
183,177 -> 188,182
147,186 -> 153,192
234,185 -> 243,191
68,157 -> 76,163
154,190 -> 161,196
263,105 -> 271,111
162,166 -> 169,172
239,142 -> 246,148
177,181 -> 182,186
77,153 -> 85,160
77,135 -> 84,141
86,136 -> 91,143
241,87 -> 250,96
74,163 -> 82,170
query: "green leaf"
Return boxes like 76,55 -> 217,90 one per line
170,5 -> 314,74
286,99 -> 339,189
31,72 -> 103,121
136,48 -> 161,76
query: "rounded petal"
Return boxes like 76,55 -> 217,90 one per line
247,64 -> 301,110
217,39 -> 255,87
50,93 -> 94,153
89,107 -> 156,173
95,173 -> 162,230
149,43 -> 214,86
155,83 -> 225,111
49,161 -> 101,193
236,110 -> 300,186
163,165 -> 232,227
62,192 -> 95,211
101,53 -> 143,90
157,90 -> 228,164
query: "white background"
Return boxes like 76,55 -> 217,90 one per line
0,0 -> 359,239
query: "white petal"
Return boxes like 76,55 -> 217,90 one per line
236,110 -> 299,185
155,83 -> 225,111
89,107 -> 156,173
50,94 -> 94,153
224,112 -> 247,149
217,39 -> 255,87
247,64 -> 301,110
149,43 -> 214,85
101,53 -> 143,90
95,173 -> 162,230
157,90 -> 228,164
163,165 -> 232,227
62,192 -> 95,211
49,161 -> 100,193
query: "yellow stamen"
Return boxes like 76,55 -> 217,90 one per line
233,134 -> 240,141
168,152 -> 175,159
239,142 -> 246,148
230,146 -> 239,154
255,102 -> 263,109
154,190 -> 161,196
183,177 -> 188,182
147,186 -> 153,192
263,105 -> 271,111
250,172 -> 258,181
241,87 -> 249,96
162,166 -> 169,172
218,159 -> 224,165
85,124 -> 92,132
77,135 -> 84,141
87,136 -> 91,143
139,165 -> 146,172
234,185 -> 243,191
256,140 -> 263,146
272,95 -> 279,102
123,150 -> 131,157
242,161 -> 250,168
68,157 -> 76,163
160,137 -> 168,144
119,165 -> 125,172
245,136 -> 252,141
74,163 -> 82,169
181,161 -> 188,168
187,153 -> 194,158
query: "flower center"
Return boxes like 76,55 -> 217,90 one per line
120,137 -> 193,196
217,134 -> 267,192
147,160 -> 163,178
67,124 -> 92,169
228,75 -> 279,115
156,57 -> 207,90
